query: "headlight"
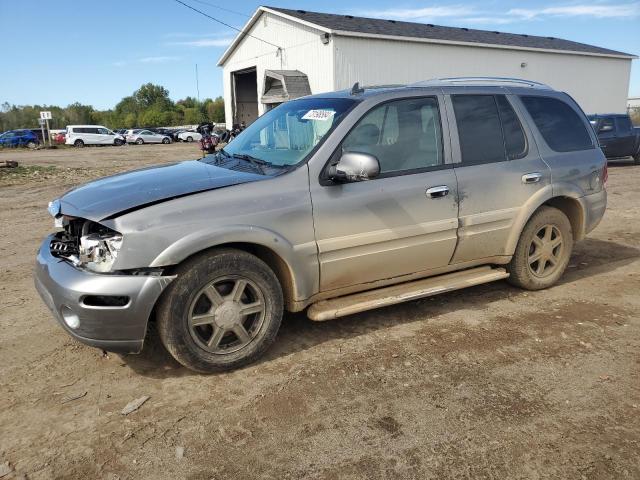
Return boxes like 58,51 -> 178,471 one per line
79,231 -> 123,273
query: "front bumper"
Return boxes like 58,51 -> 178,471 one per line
34,234 -> 175,354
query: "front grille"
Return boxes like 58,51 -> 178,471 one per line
50,235 -> 79,258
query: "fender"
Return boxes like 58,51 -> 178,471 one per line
504,183 -> 587,256
149,224 -> 318,302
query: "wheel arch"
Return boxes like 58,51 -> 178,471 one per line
505,187 -> 586,255
150,227 -> 317,311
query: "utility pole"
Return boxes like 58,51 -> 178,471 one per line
195,64 -> 200,102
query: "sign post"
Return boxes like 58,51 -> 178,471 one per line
39,118 -> 46,147
40,111 -> 52,147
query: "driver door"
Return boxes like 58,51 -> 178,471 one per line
310,95 -> 459,292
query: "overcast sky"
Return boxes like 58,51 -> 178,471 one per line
1,0 -> 638,109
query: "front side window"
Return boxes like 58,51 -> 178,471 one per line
341,97 -> 443,174
224,97 -> 357,167
520,96 -> 593,152
615,116 -> 632,132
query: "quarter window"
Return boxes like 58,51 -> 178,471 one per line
496,95 -> 527,159
520,96 -> 593,152
341,97 -> 443,174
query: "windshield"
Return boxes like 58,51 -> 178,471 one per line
223,98 -> 357,166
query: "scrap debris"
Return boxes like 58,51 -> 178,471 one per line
121,396 -> 150,415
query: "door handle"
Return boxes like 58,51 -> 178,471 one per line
426,185 -> 449,198
522,172 -> 542,184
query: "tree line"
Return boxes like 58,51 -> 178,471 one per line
0,83 -> 225,132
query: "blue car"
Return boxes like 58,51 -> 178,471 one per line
0,129 -> 39,148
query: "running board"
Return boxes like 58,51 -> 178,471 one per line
307,266 -> 509,321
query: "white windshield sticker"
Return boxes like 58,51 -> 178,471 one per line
302,109 -> 336,121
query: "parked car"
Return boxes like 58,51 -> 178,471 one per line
114,129 -> 128,136
35,78 -> 607,373
588,113 -> 640,164
177,130 -> 202,142
53,131 -> 66,144
127,129 -> 172,145
66,125 -> 125,147
0,129 -> 39,148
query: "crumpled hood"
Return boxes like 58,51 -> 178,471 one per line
59,160 -> 267,221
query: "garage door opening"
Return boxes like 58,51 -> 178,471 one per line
232,68 -> 258,126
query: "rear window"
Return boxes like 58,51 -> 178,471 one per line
520,96 -> 593,152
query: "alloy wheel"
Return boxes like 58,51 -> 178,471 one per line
527,224 -> 563,277
188,276 -> 266,354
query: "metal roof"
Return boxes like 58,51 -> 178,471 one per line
265,6 -> 636,59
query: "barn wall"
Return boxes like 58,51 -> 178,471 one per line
221,12 -> 334,128
333,35 -> 632,114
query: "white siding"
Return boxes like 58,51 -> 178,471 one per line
221,12 -> 334,128
333,36 -> 632,114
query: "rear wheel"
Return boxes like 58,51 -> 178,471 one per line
186,136 -> 193,142
157,249 -> 283,373
26,141 -> 37,149
74,139 -> 84,148
507,206 -> 573,290
135,138 -> 144,145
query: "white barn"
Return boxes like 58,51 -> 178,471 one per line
218,7 -> 636,128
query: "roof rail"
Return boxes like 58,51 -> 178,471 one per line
410,77 -> 552,89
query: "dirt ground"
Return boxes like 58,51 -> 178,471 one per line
0,144 -> 638,480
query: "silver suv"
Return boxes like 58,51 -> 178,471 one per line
35,78 -> 607,372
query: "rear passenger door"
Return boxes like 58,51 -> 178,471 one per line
613,116 -> 636,157
447,92 -> 551,263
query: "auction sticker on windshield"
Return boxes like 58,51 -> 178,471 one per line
302,110 -> 336,121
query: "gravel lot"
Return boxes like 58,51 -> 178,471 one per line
0,144 -> 638,479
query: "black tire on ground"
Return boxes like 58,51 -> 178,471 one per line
136,138 -> 144,145
26,141 -> 37,149
114,139 -> 124,146
162,137 -> 170,144
74,139 -> 84,148
156,249 -> 284,373
186,136 -> 193,142
507,206 -> 573,290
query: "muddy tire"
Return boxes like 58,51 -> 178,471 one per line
507,206 -> 573,290
157,249 -> 283,373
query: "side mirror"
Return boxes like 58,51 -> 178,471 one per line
599,124 -> 613,133
330,151 -> 380,183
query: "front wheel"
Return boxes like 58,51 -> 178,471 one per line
162,137 -> 170,144
74,139 -> 84,148
507,206 -> 573,290
114,139 -> 124,146
186,136 -> 193,142
135,138 -> 144,145
633,153 -> 639,165
157,249 -> 283,373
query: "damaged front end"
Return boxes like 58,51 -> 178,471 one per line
50,216 -> 123,273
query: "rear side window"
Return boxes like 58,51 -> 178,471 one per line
452,95 -> 508,165
520,96 -> 593,152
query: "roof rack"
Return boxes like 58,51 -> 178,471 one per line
410,77 -> 552,89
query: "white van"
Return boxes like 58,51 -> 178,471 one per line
65,125 -> 125,147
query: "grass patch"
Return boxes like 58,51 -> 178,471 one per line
0,165 -> 59,183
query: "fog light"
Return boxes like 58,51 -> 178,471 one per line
61,306 -> 80,329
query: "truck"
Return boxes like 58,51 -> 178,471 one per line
588,113 -> 640,164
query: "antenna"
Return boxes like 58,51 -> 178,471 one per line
350,82 -> 364,95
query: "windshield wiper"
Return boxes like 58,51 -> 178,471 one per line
232,153 -> 269,174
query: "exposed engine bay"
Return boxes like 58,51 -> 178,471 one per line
50,217 -> 123,273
